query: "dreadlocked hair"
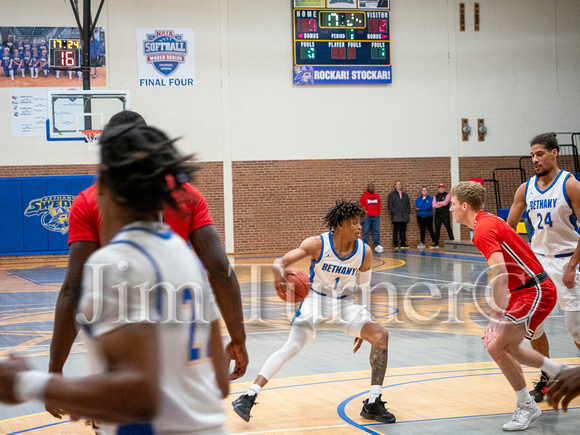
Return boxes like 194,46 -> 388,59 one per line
98,123 -> 197,215
323,199 -> 366,230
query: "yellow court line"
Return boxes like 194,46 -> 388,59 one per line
0,411 -> 48,424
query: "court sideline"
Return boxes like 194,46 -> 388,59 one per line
0,248 -> 579,434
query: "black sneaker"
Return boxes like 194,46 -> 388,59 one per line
232,393 -> 257,422
360,394 -> 396,423
529,373 -> 549,402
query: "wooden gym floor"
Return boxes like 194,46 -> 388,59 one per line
1,248 -> 579,434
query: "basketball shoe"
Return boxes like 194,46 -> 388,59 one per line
502,400 -> 541,431
375,245 -> 383,253
529,373 -> 549,402
360,394 -> 396,423
232,393 -> 257,422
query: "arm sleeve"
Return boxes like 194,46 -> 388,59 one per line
358,269 -> 372,294
377,195 -> 381,215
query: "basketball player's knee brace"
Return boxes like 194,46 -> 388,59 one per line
531,321 -> 545,340
565,311 -> 580,343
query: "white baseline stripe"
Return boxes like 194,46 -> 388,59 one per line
232,424 -> 348,434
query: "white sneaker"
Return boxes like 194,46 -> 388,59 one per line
417,243 -> 425,249
374,245 -> 383,253
430,245 -> 439,249
502,401 -> 541,431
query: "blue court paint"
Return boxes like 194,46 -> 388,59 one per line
8,266 -> 66,284
336,369 -> 579,432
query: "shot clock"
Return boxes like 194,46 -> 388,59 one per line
49,39 -> 81,69
292,1 -> 391,85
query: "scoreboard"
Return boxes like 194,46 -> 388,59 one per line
49,39 -> 81,69
292,1 -> 391,85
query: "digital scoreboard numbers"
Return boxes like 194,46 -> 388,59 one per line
292,1 -> 391,85
49,39 -> 81,69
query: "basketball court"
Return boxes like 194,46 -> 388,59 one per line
1,249 -> 579,434
2,1 -> 580,434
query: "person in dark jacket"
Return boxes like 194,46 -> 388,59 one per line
432,183 -> 454,249
416,186 -> 436,249
387,181 -> 410,249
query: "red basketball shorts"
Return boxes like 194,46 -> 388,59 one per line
504,278 -> 557,339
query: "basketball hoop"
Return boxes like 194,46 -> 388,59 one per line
82,129 -> 102,152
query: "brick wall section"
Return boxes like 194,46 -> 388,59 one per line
232,157 -> 451,253
0,162 -> 225,259
1,155 -> 546,257
0,165 -> 99,177
191,162 -> 225,242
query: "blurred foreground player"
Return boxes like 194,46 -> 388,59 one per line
48,111 -> 247,419
450,181 -> 564,431
233,200 -> 395,424
547,365 -> 580,412
0,124 -> 229,434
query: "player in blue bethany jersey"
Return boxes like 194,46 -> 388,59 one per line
508,132 -> 580,402
2,47 -> 14,80
0,123 -> 229,434
233,199 -> 395,424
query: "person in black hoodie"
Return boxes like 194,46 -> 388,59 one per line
432,183 -> 454,249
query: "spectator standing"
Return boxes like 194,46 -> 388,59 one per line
432,183 -> 454,249
387,181 -> 410,249
90,34 -> 101,78
361,182 -> 383,253
416,186 -> 436,249
3,34 -> 14,54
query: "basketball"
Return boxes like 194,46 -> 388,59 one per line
275,268 -> 311,302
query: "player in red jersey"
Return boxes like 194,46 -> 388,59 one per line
449,181 -> 564,431
47,111 -> 247,420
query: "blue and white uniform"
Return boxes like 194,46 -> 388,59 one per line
2,50 -> 13,79
293,231 -> 373,338
526,169 -> 580,310
40,51 -> 48,75
78,221 -> 227,435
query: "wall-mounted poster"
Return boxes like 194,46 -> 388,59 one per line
0,26 -> 106,88
137,28 -> 195,87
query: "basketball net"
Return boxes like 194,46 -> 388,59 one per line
82,129 -> 102,152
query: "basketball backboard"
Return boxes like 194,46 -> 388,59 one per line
46,90 -> 130,141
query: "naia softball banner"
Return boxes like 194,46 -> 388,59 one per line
137,28 -> 195,87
